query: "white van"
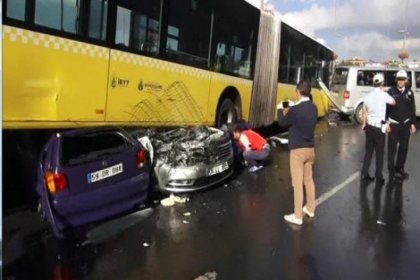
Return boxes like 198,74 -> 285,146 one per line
322,66 -> 420,123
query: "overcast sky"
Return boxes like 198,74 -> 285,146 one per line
246,0 -> 420,62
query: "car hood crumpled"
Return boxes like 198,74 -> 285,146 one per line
131,126 -> 232,189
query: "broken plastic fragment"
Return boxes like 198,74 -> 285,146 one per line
171,194 -> 189,203
160,197 -> 175,207
194,271 -> 218,280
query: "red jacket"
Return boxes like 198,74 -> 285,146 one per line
238,130 -> 267,151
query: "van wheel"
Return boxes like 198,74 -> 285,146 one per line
354,104 -> 364,124
216,99 -> 238,128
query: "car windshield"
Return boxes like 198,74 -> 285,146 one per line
62,131 -> 130,166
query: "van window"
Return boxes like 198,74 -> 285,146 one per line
355,70 -> 383,86
406,71 -> 412,88
384,71 -> 398,87
384,70 -> 414,88
416,72 -> 420,88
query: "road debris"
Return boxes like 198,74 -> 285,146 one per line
182,220 -> 190,224
268,136 -> 288,145
160,194 -> 190,207
377,220 -> 387,226
143,242 -> 150,247
172,194 -> 189,203
194,271 -> 218,280
160,197 -> 176,207
183,212 -> 191,216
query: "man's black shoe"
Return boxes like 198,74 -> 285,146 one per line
361,175 -> 374,181
395,170 -> 409,180
376,178 -> 385,185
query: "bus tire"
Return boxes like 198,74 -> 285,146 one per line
216,99 -> 238,128
354,103 -> 363,124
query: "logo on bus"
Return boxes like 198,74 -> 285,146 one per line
144,82 -> 163,92
111,77 -> 130,88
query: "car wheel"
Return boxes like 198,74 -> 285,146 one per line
354,104 -> 363,124
216,99 -> 238,128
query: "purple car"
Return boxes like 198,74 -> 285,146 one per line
36,127 -> 150,238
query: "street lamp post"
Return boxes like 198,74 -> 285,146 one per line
397,0 -> 410,63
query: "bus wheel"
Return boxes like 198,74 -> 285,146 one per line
216,99 -> 238,128
354,104 -> 363,124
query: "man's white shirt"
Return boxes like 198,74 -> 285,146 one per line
364,88 -> 394,124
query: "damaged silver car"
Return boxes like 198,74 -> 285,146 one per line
131,126 -> 234,193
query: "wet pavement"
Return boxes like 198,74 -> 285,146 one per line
3,119 -> 420,280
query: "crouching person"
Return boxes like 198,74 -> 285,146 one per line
232,124 -> 270,173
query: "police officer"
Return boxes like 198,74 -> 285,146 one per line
387,70 -> 417,181
361,73 -> 395,184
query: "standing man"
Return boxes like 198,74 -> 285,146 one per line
278,80 -> 317,226
361,74 -> 395,184
387,70 -> 417,181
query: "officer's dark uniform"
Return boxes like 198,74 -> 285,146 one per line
387,86 -> 416,179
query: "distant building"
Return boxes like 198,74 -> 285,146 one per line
337,57 -> 369,67
407,60 -> 420,68
348,57 -> 368,66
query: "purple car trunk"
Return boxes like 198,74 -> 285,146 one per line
38,127 -> 150,238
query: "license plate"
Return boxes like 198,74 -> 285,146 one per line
207,162 -> 229,176
87,163 -> 123,183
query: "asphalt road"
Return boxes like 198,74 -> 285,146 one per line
3,119 -> 420,280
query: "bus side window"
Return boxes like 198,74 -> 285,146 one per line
165,0 -> 212,68
6,0 -> 26,21
35,0 -> 80,34
88,0 -> 108,41
212,10 -> 256,78
115,0 -> 161,56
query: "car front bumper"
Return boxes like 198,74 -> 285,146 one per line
155,156 -> 234,193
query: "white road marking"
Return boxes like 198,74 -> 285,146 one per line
316,171 -> 360,206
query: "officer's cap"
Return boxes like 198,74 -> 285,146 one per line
396,70 -> 408,80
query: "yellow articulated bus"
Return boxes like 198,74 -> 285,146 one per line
3,0 -> 333,208
3,0 -> 333,130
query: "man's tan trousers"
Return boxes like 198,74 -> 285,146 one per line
290,147 -> 316,219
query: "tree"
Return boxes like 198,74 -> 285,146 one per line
398,50 -> 409,62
